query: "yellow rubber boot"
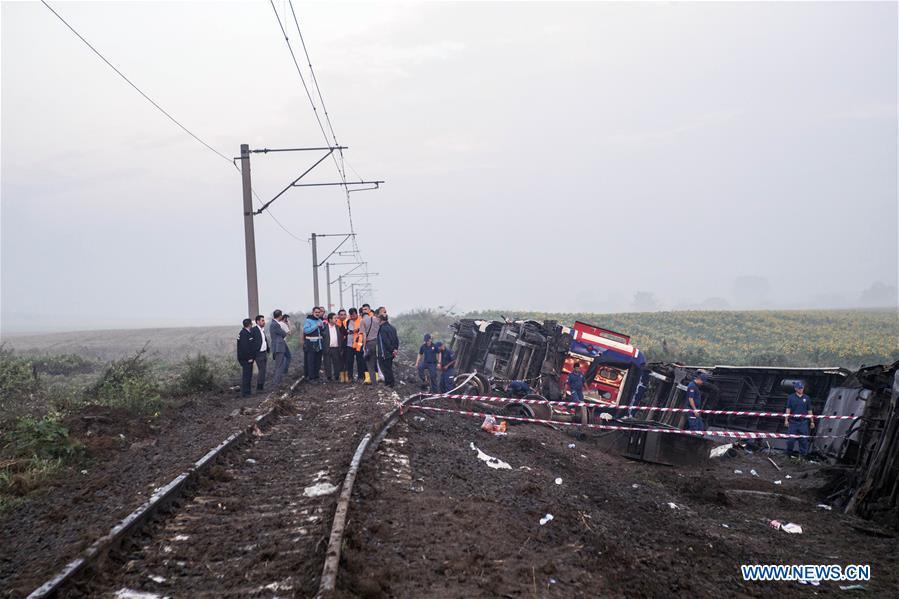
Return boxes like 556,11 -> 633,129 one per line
363,372 -> 372,385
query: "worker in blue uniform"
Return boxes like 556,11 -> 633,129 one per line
507,380 -> 531,398
567,361 -> 586,402
435,341 -> 456,393
415,334 -> 439,393
685,372 -> 708,431
784,381 -> 815,458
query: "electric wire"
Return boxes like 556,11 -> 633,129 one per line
40,0 -> 306,244
272,0 -> 378,298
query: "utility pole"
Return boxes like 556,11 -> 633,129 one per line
311,233 -> 320,307
310,233 -> 355,310
235,144 -> 382,319
326,261 -> 365,312
325,262 -> 332,312
240,144 -> 259,318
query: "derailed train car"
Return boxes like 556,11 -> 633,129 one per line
449,318 -> 852,441
449,318 -> 646,419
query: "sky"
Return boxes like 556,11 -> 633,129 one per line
2,0 -> 897,333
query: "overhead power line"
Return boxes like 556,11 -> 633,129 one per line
40,0 -> 306,244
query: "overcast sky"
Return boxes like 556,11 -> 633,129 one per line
2,1 -> 897,333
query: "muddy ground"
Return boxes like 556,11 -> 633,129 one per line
339,405 -> 898,598
0,365 -> 307,597
80,381 -> 398,598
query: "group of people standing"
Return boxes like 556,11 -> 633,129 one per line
301,304 -> 399,387
236,304 -> 399,397
235,310 -> 295,397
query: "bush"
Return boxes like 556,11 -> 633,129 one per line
84,347 -> 162,414
0,345 -> 39,405
170,354 -> 224,395
30,353 -> 98,376
5,416 -> 82,461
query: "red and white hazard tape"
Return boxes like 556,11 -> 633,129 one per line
425,393 -> 856,420
406,404 -> 839,439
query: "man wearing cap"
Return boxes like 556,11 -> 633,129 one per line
685,372 -> 708,432
435,341 -> 456,393
784,381 -> 815,458
415,334 -> 439,392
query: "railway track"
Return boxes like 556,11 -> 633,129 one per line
27,379 -> 403,599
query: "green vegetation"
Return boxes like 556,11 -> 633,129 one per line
30,353 -> 98,376
1,415 -> 83,510
167,353 -> 231,395
84,347 -> 163,415
394,308 -> 898,369
0,345 -> 241,510
0,345 -> 40,407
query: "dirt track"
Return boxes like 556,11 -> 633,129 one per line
339,406 -> 898,597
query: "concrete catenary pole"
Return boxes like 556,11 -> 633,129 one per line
325,262 -> 332,312
338,275 -> 344,309
311,233 -> 320,308
240,144 -> 259,318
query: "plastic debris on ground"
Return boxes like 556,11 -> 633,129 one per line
799,580 -> 821,586
750,469 -> 759,477
816,504 -> 833,511
839,584 -> 866,591
721,524 -> 730,528
769,520 -> 803,534
632,483 -> 639,489
734,470 -> 743,475
774,480 -> 783,485
709,443 -> 733,458
303,482 -> 339,497
470,442 -> 512,469
598,412 -> 613,421
246,458 -> 257,464
667,502 -> 679,510
785,475 -> 793,479
568,443 -> 576,449
555,478 -> 563,485
480,414 -> 508,435
539,514 -> 554,525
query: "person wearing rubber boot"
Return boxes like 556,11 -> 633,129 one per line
360,304 -> 381,385
435,341 -> 456,393
335,309 -> 349,382
344,308 -> 366,383
685,372 -> 708,432
784,381 -> 815,458
415,334 -> 439,393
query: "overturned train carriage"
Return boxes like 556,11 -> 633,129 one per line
449,319 -> 645,411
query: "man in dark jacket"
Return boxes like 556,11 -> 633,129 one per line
377,313 -> 399,387
236,318 -> 257,397
322,312 -> 346,382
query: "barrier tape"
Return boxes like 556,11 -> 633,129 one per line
425,393 -> 856,420
406,404 -> 838,439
